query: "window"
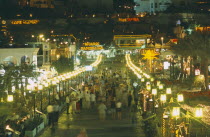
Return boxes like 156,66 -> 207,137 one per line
151,3 -> 153,8
155,3 -> 157,8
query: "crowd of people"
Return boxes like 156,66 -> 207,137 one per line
61,67 -> 140,122
44,66 -> 141,137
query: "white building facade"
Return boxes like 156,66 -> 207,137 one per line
134,0 -> 172,15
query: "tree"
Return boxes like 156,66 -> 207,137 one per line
51,56 -> 74,74
172,30 -> 210,91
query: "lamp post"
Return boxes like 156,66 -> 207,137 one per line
27,83 -> 43,117
51,79 -> 57,101
186,107 -> 203,137
38,84 -> 43,112
152,88 -> 157,113
7,94 -> 14,102
161,37 -> 164,47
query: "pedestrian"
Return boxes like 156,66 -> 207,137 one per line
128,92 -> 133,107
116,100 -> 122,120
110,97 -> 116,119
97,101 -> 107,121
53,101 -> 60,123
71,93 -> 77,114
90,92 -> 96,108
66,95 -> 70,114
77,128 -> 88,137
84,91 -> 90,109
130,102 -> 138,124
18,121 -> 25,137
47,103 -> 54,127
78,89 -> 83,109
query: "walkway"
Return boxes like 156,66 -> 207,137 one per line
38,107 -> 146,137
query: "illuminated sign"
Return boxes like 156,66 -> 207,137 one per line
1,29 -> 7,32
80,46 -> 103,50
142,49 -> 159,60
11,20 -> 40,25
81,42 -> 103,50
1,20 -> 6,24
118,18 -> 140,22
170,39 -> 178,44
84,42 -> 100,46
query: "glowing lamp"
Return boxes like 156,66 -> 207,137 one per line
195,69 -> 200,76
158,84 -> 163,90
177,94 -> 184,102
152,89 -> 157,95
157,81 -> 160,86
172,107 -> 180,117
27,85 -> 32,90
160,94 -> 166,102
146,85 -> 151,91
195,107 -> 203,118
7,95 -> 14,102
38,85 -> 43,90
166,88 -> 172,94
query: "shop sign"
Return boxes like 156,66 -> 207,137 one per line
80,46 -> 103,50
118,18 -> 140,22
11,20 -> 40,25
84,42 -> 100,46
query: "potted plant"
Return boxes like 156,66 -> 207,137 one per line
25,116 -> 43,137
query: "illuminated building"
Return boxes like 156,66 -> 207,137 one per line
134,0 -> 172,15
17,0 -> 54,8
113,0 -> 135,16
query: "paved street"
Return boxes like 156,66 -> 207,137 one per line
38,107 -> 146,137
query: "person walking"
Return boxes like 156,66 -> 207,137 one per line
97,102 -> 107,121
53,101 -> 59,123
78,89 -> 83,109
128,92 -> 133,108
77,128 -> 88,137
47,103 -> 54,128
84,91 -> 91,110
71,93 -> 77,114
90,92 -> 96,108
116,100 -> 122,120
66,95 -> 70,114
110,97 -> 116,119
130,102 -> 138,124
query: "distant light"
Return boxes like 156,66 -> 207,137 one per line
7,95 -> 13,102
85,66 -> 93,71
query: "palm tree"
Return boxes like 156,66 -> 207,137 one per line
172,30 -> 210,91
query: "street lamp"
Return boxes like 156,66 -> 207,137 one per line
195,107 -> 203,118
146,84 -> 151,91
152,88 -> 157,113
161,37 -> 164,46
27,83 -> 43,117
159,84 -> 164,90
152,88 -> 157,95
166,88 -> 172,94
160,94 -> 167,104
177,94 -> 184,102
7,95 -> 14,102
172,107 -> 180,118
